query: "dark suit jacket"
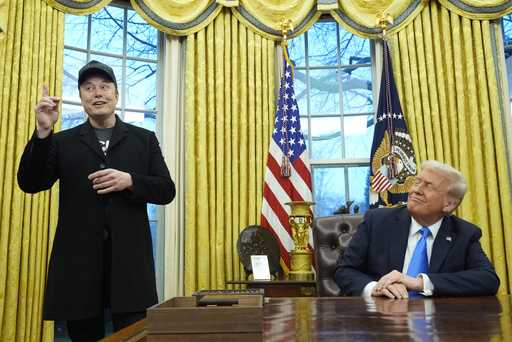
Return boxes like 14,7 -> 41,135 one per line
335,207 -> 499,297
18,116 -> 175,320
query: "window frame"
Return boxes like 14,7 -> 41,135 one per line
289,18 -> 378,215
62,3 -> 160,122
502,14 -> 512,106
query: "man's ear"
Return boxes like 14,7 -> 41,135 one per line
442,196 -> 459,214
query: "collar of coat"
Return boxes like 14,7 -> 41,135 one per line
79,114 -> 129,159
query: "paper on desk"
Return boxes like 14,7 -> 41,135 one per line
251,255 -> 271,280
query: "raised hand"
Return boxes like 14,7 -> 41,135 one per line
34,85 -> 60,138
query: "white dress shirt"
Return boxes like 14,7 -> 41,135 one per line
362,217 -> 444,298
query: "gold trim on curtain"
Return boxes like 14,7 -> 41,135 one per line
332,0 -> 426,38
46,0 -> 113,15
388,1 -> 512,294
0,1 -> 63,341
139,0 -> 213,22
130,0 -> 224,36
232,0 -> 317,38
330,0 -> 429,38
184,9 -> 275,294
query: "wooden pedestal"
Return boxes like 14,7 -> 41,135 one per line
146,295 -> 263,341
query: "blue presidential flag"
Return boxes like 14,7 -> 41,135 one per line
370,41 -> 416,206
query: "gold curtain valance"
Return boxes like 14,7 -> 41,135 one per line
438,0 -> 512,19
231,0 -> 321,39
330,0 -> 428,38
131,0 -> 224,36
43,0 -> 512,38
46,0 -> 114,15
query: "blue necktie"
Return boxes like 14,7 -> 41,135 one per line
407,227 -> 431,297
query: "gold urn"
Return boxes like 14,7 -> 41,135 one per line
286,201 -> 315,280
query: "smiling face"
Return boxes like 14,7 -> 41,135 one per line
79,74 -> 118,125
407,168 -> 459,226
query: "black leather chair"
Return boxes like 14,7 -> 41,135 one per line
312,214 -> 363,296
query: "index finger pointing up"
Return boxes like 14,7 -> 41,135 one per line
42,84 -> 49,97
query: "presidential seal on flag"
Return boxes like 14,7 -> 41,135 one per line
370,127 -> 416,205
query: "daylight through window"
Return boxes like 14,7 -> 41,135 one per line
288,20 -> 375,216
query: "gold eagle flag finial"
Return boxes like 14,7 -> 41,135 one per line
279,18 -> 293,47
377,13 -> 394,38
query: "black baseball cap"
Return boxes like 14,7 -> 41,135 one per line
78,60 -> 117,89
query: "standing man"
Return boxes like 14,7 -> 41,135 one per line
18,60 -> 175,341
335,160 -> 499,298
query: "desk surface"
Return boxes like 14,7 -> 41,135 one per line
102,295 -> 512,341
264,296 -> 511,341
226,279 -> 316,285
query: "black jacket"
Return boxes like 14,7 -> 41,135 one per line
18,117 -> 175,319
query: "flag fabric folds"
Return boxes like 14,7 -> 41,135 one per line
370,41 -> 417,206
261,52 -> 313,270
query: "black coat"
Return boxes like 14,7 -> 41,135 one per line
335,207 -> 500,297
18,117 -> 175,320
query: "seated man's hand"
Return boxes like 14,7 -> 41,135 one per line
373,270 -> 425,297
399,274 -> 424,292
375,270 -> 404,293
372,282 -> 408,299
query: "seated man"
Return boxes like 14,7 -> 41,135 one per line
335,160 -> 499,298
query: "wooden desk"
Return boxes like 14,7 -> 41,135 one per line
225,279 -> 316,297
102,296 -> 512,341
264,296 -> 510,341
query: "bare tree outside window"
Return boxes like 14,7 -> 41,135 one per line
62,6 -> 159,130
288,20 -> 374,216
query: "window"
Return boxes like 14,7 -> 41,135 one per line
62,6 -> 161,259
288,20 -> 375,217
503,14 -> 512,108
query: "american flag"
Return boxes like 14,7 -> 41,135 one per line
261,54 -> 313,269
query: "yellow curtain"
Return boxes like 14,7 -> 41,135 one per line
0,1 -> 63,341
388,1 -> 512,294
184,8 -> 275,294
